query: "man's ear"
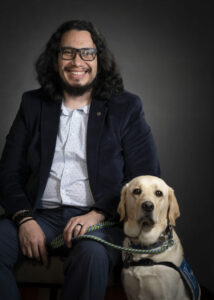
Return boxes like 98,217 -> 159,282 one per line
168,188 -> 180,226
117,184 -> 128,221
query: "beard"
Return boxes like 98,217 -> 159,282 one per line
59,76 -> 97,97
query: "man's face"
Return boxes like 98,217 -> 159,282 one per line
58,29 -> 98,94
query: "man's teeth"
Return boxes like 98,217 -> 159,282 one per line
70,71 -> 85,75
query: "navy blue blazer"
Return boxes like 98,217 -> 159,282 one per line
0,88 -> 160,220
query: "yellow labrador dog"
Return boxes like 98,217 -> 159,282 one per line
117,175 -> 200,300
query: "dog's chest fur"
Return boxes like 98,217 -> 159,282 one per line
121,234 -> 190,300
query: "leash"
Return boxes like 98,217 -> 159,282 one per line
51,221 -> 174,254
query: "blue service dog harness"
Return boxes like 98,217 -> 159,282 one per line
123,255 -> 200,300
51,222 -> 200,300
123,224 -> 200,300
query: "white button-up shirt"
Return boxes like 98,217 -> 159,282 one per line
41,101 -> 94,209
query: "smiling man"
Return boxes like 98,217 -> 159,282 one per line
58,30 -> 98,100
0,20 -> 160,300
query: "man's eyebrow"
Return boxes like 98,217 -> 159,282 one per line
61,47 -> 95,49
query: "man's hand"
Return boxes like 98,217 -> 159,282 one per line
63,210 -> 105,248
18,219 -> 48,267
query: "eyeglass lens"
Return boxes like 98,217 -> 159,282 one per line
60,48 -> 97,61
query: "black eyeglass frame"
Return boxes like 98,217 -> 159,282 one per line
59,47 -> 97,61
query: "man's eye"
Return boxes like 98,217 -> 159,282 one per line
82,50 -> 91,56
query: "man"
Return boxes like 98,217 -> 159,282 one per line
0,20 -> 160,300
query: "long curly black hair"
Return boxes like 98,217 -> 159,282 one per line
35,20 -> 124,101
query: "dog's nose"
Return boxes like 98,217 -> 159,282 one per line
142,201 -> 154,212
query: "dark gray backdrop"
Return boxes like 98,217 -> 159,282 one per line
0,0 -> 213,293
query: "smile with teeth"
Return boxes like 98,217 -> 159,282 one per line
65,68 -> 89,79
65,67 -> 89,73
65,68 -> 89,81
71,71 -> 86,75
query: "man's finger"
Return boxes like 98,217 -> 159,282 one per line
31,244 -> 40,262
26,247 -> 33,259
64,219 -> 73,232
64,220 -> 79,245
38,243 -> 48,267
79,224 -> 88,236
64,226 -> 74,248
73,224 -> 82,238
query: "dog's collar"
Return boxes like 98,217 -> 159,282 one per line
123,225 -> 174,269
128,224 -> 173,250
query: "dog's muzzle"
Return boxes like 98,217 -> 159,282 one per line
141,201 -> 154,212
140,201 -> 155,226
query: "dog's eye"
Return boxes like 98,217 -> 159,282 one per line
133,188 -> 142,195
155,190 -> 163,197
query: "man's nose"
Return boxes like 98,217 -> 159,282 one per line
72,52 -> 84,65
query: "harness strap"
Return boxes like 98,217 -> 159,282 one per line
123,258 -> 200,300
124,257 -> 179,269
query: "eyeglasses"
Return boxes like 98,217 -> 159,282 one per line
59,47 -> 97,61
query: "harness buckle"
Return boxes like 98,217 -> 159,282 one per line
123,252 -> 133,268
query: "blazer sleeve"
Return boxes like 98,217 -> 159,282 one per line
92,95 -> 160,220
121,96 -> 160,181
0,94 -> 33,217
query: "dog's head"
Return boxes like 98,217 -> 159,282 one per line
117,176 -> 180,238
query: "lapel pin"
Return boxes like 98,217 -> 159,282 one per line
96,112 -> 102,116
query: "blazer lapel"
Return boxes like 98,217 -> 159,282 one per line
36,99 -> 61,203
87,98 -> 108,195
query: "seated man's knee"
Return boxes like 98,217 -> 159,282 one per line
75,240 -> 108,260
64,240 -> 109,273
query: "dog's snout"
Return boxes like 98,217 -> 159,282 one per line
142,201 -> 154,212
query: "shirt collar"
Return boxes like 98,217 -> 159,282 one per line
61,101 -> 90,116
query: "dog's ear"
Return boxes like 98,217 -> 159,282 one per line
117,184 -> 128,221
168,188 -> 180,226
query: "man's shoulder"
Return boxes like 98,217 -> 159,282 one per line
107,90 -> 143,113
109,90 -> 142,105
21,88 -> 58,111
22,88 -> 47,102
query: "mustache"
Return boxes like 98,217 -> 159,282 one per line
64,64 -> 90,72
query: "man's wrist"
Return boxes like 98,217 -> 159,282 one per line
18,217 -> 35,228
12,210 -> 33,227
91,209 -> 106,221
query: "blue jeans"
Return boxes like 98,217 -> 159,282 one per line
0,207 -> 124,300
